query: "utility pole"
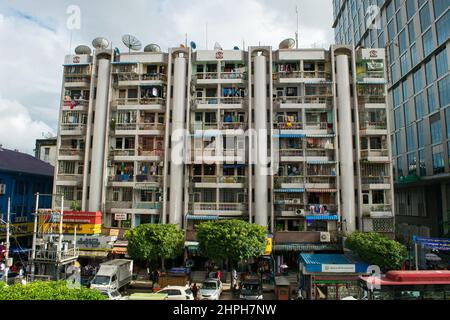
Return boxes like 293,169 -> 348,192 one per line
57,195 -> 64,280
295,5 -> 299,49
4,197 -> 11,283
31,193 -> 39,280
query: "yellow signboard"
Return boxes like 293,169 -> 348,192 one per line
0,223 -> 34,239
42,223 -> 102,235
264,237 -> 273,255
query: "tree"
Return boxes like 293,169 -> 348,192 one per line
0,281 -> 106,300
345,232 -> 408,271
125,223 -> 184,269
197,219 -> 267,268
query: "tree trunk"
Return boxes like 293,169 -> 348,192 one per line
161,257 -> 165,271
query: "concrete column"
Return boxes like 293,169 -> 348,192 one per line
253,54 -> 268,227
336,54 -> 356,233
169,54 -> 187,227
88,57 -> 110,212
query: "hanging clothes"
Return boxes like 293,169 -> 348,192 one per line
152,87 -> 158,97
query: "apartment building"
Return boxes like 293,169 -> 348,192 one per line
53,41 -> 394,262
333,0 -> 450,242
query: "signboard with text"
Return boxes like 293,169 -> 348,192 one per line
321,264 -> 356,273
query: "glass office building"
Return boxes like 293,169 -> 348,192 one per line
333,0 -> 450,244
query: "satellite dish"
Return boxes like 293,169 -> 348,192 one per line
279,38 -> 296,49
144,44 -> 161,53
92,37 -> 110,50
233,46 -> 240,50
74,45 -> 92,55
190,41 -> 197,50
214,42 -> 223,50
122,34 -> 142,52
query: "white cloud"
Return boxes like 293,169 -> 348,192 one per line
0,96 -> 55,154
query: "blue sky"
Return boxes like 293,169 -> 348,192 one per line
0,0 -> 334,154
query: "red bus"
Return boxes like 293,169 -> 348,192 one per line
358,270 -> 450,300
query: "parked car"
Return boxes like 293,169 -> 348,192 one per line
99,289 -> 126,300
199,278 -> 222,300
156,285 -> 194,300
239,280 -> 263,300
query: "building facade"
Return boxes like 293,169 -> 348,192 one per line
53,42 -> 394,261
35,137 -> 57,167
333,0 -> 450,243
0,147 -> 53,242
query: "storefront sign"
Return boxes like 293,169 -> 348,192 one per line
0,223 -> 34,238
73,56 -> 81,64
361,48 -> 384,60
321,264 -> 356,273
114,213 -> 128,221
264,236 -> 273,255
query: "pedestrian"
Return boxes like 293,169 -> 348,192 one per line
217,269 -> 221,282
191,283 -> 199,300
12,264 -> 17,273
232,268 -> 237,288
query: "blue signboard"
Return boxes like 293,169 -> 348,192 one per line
413,236 -> 450,251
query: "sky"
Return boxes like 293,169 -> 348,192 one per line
0,0 -> 334,155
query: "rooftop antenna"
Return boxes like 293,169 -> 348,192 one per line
185,33 -> 188,48
122,34 -> 142,53
296,5 -> 299,49
205,22 -> 208,50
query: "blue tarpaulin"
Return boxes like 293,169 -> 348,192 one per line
299,253 -> 369,273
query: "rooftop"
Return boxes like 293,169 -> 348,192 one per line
0,147 -> 54,177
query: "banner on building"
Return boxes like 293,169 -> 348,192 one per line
413,236 -> 450,251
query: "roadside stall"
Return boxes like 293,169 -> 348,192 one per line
298,253 -> 369,300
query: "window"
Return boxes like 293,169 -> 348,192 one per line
394,106 -> 403,129
405,101 -> 414,125
408,22 -> 416,44
410,43 -> 418,67
372,190 -> 385,204
417,120 -> 425,147
402,80 -> 409,100
438,75 -> 450,107
387,20 -> 396,42
396,131 -> 402,154
413,68 -> 423,93
436,49 -> 448,79
436,11 -> 450,46
446,108 -> 450,138
406,125 -> 416,151
426,87 -> 437,114
419,149 -> 426,176
434,0 -> 449,18
398,30 -> 407,54
415,92 -> 426,119
422,29 -> 434,57
407,152 -> 417,175
397,156 -> 404,177
420,2 -> 431,32
425,59 -> 434,85
432,145 -> 445,174
430,117 -> 442,144
400,53 -> 409,76
406,0 -> 416,20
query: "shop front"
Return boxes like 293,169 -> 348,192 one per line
298,253 -> 369,300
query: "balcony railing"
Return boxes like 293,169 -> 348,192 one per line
115,123 -> 165,131
65,75 -> 90,83
360,149 -> 389,158
304,122 -> 331,130
116,73 -> 140,81
112,149 -> 136,156
359,121 -> 387,130
189,202 -> 247,212
141,73 -> 167,82
107,201 -> 132,209
305,149 -> 334,157
192,176 -> 246,184
275,71 -> 331,80
34,247 -> 79,263
116,98 -> 166,106
275,96 -> 332,105
194,97 -> 245,105
191,122 -> 218,131
306,176 -> 336,186
358,96 -> 386,104
279,149 -> 304,157
63,99 -> 89,107
361,176 -> 391,184
59,148 -> 84,156
221,122 -> 247,130
135,175 -> 162,183
274,122 -> 303,130
134,202 -> 162,210
195,72 -> 219,80
137,149 -> 165,157
57,174 -> 83,182
363,204 -> 392,214
60,123 -> 86,132
221,72 -> 245,80
275,176 -> 304,184
108,174 -> 134,183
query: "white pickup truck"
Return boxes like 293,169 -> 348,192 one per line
90,259 -> 133,292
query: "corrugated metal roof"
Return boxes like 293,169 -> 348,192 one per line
300,253 -> 356,265
0,148 -> 54,177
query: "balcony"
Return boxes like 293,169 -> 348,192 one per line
278,149 -> 304,162
358,96 -> 387,109
305,176 -> 336,190
362,216 -> 394,234
220,122 -> 248,131
360,149 -> 390,162
275,176 -> 304,190
106,201 -> 133,212
304,122 -> 333,134
361,176 -> 391,190
190,149 -> 245,163
194,72 -> 245,84
112,98 -> 166,111
133,202 -> 162,214
274,122 -> 303,130
189,202 -> 247,216
60,123 -> 86,136
34,246 -> 79,264
114,72 -> 167,86
192,176 -> 247,188
273,71 -> 331,83
115,123 -> 165,136
55,174 -> 83,187
58,148 -> 84,160
362,204 -> 393,219
273,231 -> 337,244
62,99 -> 89,111
64,75 -> 91,88
305,148 -> 335,162
359,121 -> 388,136
193,97 -> 246,110
274,96 -> 332,109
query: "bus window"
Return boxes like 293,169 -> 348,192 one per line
423,290 -> 445,300
397,291 -> 421,300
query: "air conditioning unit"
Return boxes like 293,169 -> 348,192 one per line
320,232 -> 331,242
0,184 -> 6,195
295,209 -> 305,216
293,199 -> 301,204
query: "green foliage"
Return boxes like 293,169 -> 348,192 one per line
70,200 -> 81,211
197,219 -> 267,264
0,281 -> 107,300
125,223 -> 184,263
345,232 -> 408,271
